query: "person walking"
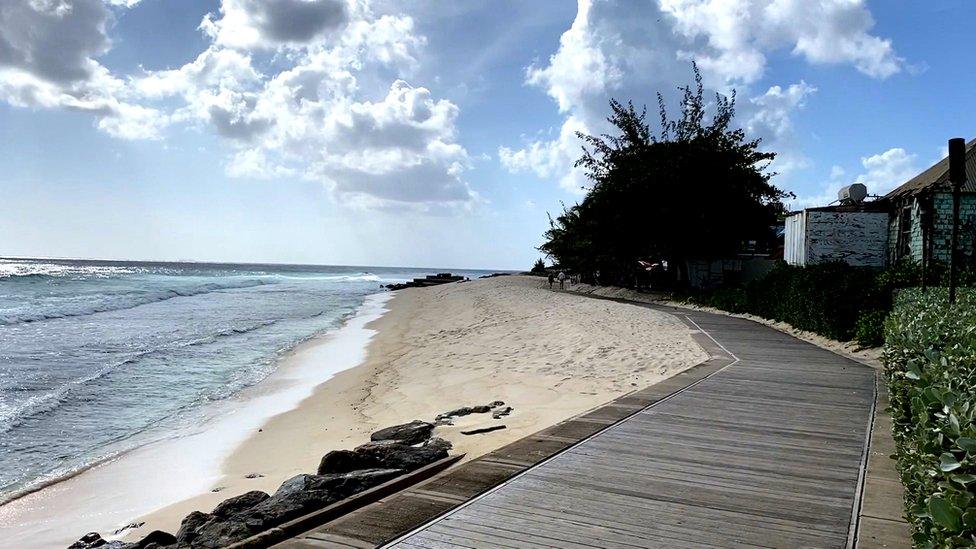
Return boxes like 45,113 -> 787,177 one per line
547,273 -> 555,289
557,270 -> 566,290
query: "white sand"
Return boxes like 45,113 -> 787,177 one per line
0,275 -> 706,546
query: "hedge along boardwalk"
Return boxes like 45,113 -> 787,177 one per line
382,305 -> 879,549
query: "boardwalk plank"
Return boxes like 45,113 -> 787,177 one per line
386,306 -> 875,549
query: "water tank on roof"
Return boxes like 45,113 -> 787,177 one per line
838,183 -> 868,204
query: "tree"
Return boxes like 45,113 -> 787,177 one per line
540,64 -> 791,286
530,258 -> 546,274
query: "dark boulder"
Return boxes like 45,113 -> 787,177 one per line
68,533 -> 107,549
182,518 -> 254,549
317,439 -> 449,475
132,530 -> 176,549
211,490 -> 269,518
236,469 -> 404,531
370,420 -> 434,445
175,510 -> 212,545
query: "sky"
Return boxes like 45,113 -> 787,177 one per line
0,0 -> 973,270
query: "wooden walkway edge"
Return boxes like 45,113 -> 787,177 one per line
277,302 -> 908,548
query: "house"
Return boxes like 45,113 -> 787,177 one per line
783,185 -> 889,267
885,138 -> 976,266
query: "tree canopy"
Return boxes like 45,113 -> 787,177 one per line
539,65 -> 791,286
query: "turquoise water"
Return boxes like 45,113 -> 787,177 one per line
0,258 -> 494,501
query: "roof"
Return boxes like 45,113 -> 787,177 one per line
885,138 -> 976,200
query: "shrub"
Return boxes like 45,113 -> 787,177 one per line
883,288 -> 976,547
855,309 -> 888,346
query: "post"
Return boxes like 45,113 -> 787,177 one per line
948,137 -> 966,305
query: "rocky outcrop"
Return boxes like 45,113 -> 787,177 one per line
175,511 -> 212,545
181,469 -> 404,548
370,420 -> 434,445
131,530 -> 176,548
210,490 -> 269,518
68,419 -> 455,549
67,530 -> 176,549
318,438 -> 451,475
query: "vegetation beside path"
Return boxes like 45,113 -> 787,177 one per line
884,289 -> 976,547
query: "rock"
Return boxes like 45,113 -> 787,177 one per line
183,517 -> 254,549
492,406 -> 513,419
244,473 -> 264,479
489,400 -> 505,408
425,437 -> 453,450
229,469 -> 405,534
68,532 -> 107,549
316,449 -> 362,474
175,511 -> 212,545
435,405 -> 491,421
211,490 -> 270,518
370,420 -> 434,445
132,530 -> 176,548
113,522 -> 144,535
318,440 -> 449,475
461,425 -> 507,435
210,486 -> 225,493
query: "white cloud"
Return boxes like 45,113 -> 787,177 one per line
501,0 -> 902,193
0,0 -> 167,137
793,147 -> 919,208
746,81 -> 816,174
659,0 -> 903,83
200,0 -> 352,50
0,0 -> 474,209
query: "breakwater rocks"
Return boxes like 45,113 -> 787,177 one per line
67,421 -> 451,549
384,273 -> 465,291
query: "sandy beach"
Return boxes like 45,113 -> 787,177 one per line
2,275 -> 706,546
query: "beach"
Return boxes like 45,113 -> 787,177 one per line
1,275 -> 706,547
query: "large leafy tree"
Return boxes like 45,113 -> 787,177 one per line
540,65 -> 791,286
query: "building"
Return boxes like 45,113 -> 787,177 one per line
783,186 -> 889,267
885,138 -> 976,266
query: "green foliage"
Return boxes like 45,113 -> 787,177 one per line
883,288 -> 976,547
539,64 -> 790,286
855,309 -> 888,347
530,258 -> 546,274
684,260 -> 938,345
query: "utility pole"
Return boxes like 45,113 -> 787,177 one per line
948,137 -> 966,305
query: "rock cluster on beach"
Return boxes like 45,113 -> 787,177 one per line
67,421 -> 451,549
383,273 -> 465,291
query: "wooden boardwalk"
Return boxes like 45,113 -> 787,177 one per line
384,307 -> 877,548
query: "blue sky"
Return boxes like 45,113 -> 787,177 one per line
0,0 -> 973,270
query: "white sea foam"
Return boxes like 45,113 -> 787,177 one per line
0,292 -> 392,548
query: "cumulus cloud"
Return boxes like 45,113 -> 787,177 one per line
500,0 -> 901,193
659,0 -> 903,83
794,147 -> 919,208
0,0 -> 474,208
0,0 -> 168,137
200,0 -> 351,50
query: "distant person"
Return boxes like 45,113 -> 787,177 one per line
547,273 -> 555,289
558,271 -> 566,289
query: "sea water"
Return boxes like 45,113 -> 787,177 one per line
0,258 -> 494,503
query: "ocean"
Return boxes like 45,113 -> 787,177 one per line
0,257 -> 495,504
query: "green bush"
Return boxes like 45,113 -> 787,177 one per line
884,288 -> 976,547
855,309 -> 888,347
687,261 -> 901,343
